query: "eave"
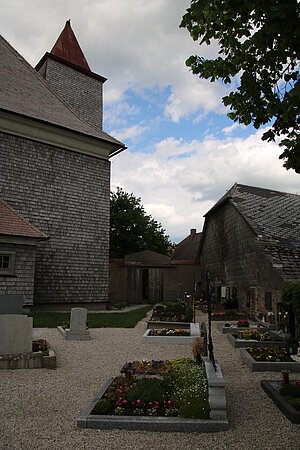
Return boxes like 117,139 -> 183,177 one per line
0,109 -> 126,160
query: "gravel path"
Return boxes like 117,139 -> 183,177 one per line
0,311 -> 299,450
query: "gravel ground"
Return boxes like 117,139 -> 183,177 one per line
0,311 -> 299,450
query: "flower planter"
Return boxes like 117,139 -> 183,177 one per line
261,380 -> 300,423
143,323 -> 200,344
239,348 -> 300,372
0,345 -> 56,370
227,333 -> 287,349
77,357 -> 228,432
217,323 -> 257,334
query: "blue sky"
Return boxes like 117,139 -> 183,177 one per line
1,0 -> 299,243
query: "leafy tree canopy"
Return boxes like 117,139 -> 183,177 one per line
180,0 -> 300,172
110,188 -> 172,258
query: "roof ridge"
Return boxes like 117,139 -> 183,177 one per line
0,197 -> 48,239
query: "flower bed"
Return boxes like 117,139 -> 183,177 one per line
143,323 -> 200,344
92,359 -> 209,418
240,347 -> 300,372
261,380 -> 300,423
227,331 -> 286,349
78,357 -> 228,432
0,339 -> 56,370
149,302 -> 192,323
148,328 -> 190,337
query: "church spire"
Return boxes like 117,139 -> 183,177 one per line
50,20 -> 91,71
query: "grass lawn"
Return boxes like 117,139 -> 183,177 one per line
28,305 -> 152,328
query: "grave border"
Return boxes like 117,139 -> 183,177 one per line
261,380 -> 300,423
239,348 -> 300,372
77,357 -> 228,432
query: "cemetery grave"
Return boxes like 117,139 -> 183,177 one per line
261,378 -> 300,423
0,295 -> 56,369
77,356 -> 228,432
57,307 -> 91,340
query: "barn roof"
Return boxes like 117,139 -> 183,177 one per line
171,229 -> 202,263
205,183 -> 300,280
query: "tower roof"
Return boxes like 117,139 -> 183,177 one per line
50,20 -> 90,71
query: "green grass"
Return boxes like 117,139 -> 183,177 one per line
28,305 -> 152,328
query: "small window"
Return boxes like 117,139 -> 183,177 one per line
0,252 -> 16,276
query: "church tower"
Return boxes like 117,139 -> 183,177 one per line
35,20 -> 105,129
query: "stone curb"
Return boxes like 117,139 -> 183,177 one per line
261,380 -> 300,423
239,348 -> 300,372
227,333 -> 286,349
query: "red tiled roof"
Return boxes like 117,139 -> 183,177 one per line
0,198 -> 48,239
50,20 -> 90,71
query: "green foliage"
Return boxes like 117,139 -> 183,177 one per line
162,301 -> 183,314
168,361 -> 209,419
125,378 -> 167,403
180,0 -> 300,172
110,187 -> 172,258
28,305 -> 152,328
184,305 -> 194,322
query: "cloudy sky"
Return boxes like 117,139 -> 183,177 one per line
1,0 -> 299,243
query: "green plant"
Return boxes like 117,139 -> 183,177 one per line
167,360 -> 209,419
125,378 -> 166,403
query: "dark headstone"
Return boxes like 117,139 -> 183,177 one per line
0,295 -> 24,314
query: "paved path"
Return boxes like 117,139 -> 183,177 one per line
0,310 -> 299,449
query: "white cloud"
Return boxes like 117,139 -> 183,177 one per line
222,122 -> 244,135
111,130 -> 299,242
110,124 -> 149,142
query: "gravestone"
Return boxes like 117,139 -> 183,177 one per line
0,294 -> 24,314
57,307 -> 91,341
0,314 -> 33,354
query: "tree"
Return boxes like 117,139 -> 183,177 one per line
180,0 -> 300,173
282,281 -> 300,338
110,188 -> 172,258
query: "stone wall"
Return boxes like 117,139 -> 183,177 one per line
0,132 -> 110,305
38,58 -> 104,129
0,243 -> 36,305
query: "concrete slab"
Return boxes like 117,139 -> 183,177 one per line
143,323 -> 200,344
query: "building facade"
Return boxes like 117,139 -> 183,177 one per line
0,22 -> 125,308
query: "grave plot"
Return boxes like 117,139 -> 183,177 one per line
217,320 -> 257,334
143,323 -> 201,344
147,301 -> 193,329
240,347 -> 300,372
77,357 -> 228,432
227,328 -> 287,349
261,379 -> 300,423
57,307 -> 91,341
0,313 -> 56,370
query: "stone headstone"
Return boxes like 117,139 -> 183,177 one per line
0,314 -> 33,354
57,307 -> 91,341
70,307 -> 87,332
0,295 -> 24,314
